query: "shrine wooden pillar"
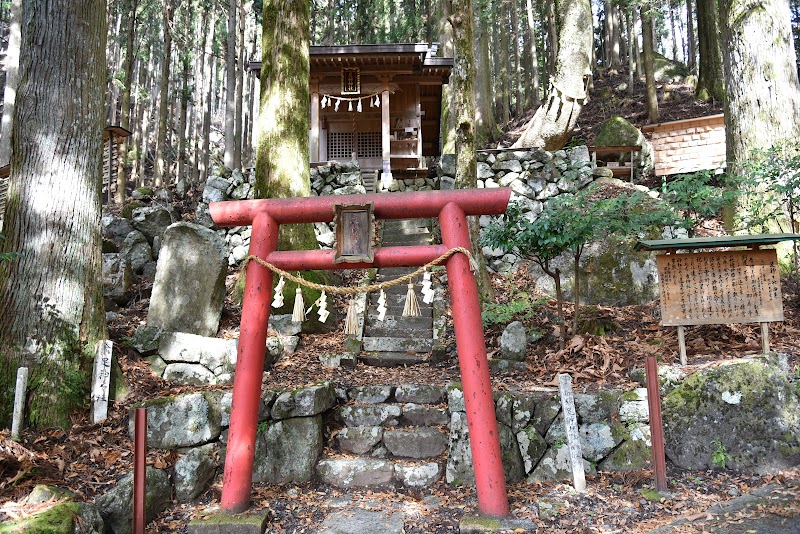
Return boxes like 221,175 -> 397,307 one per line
380,77 -> 392,186
310,78 -> 320,163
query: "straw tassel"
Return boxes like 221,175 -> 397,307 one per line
402,281 -> 420,317
292,287 -> 305,322
344,299 -> 359,336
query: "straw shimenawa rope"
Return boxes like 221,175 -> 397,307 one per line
241,246 -> 478,295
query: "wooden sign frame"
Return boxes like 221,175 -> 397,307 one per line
657,249 -> 783,327
333,202 -> 375,263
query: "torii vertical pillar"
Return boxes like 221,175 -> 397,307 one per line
441,202 -> 510,516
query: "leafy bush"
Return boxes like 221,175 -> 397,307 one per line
481,291 -> 548,328
660,170 -> 736,237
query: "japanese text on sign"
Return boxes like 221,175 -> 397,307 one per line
657,249 -> 783,326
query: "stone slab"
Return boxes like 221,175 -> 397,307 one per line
187,512 -> 270,534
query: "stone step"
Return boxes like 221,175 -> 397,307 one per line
363,315 -> 433,330
359,351 -> 428,367
362,326 -> 433,339
362,337 -> 434,353
377,267 -> 423,277
316,456 -> 442,489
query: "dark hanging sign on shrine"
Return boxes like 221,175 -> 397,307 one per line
341,68 -> 360,95
333,202 -> 375,263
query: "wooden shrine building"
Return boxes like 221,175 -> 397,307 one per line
252,43 -> 453,182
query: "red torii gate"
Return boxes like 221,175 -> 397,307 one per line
209,188 -> 513,518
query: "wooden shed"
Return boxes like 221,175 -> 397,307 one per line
642,114 -> 726,177
252,43 -> 453,183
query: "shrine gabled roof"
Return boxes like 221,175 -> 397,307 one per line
635,233 -> 800,251
249,43 -> 453,80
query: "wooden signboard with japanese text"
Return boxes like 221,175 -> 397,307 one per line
657,249 -> 783,327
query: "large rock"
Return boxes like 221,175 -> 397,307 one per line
316,458 -> 394,488
271,382 -> 336,419
95,468 -> 171,534
446,412 -> 525,485
593,116 -> 654,178
102,213 -> 135,248
119,230 -> 152,274
500,321 -> 527,361
663,360 -> 800,472
527,444 -> 594,483
252,416 -> 323,483
337,426 -> 384,455
1,486 -> 104,534
174,443 -> 219,502
383,427 -> 448,459
131,205 -> 177,245
102,253 -> 133,305
128,391 -> 223,449
148,222 -> 228,337
394,462 -> 442,487
159,331 -> 237,378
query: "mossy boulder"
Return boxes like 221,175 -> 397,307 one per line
0,501 -> 104,534
593,116 -> 654,177
651,51 -> 691,82
663,360 -> 800,473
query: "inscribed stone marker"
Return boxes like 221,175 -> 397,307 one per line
92,340 -> 113,423
558,373 -> 586,492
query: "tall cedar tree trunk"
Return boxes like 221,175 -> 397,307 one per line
642,8 -> 659,123
512,0 -> 592,150
115,0 -> 139,205
153,0 -> 175,187
611,3 -> 621,68
0,0 -> 21,167
686,0 -> 696,71
695,0 -> 724,101
256,0 -> 322,312
719,0 -> 800,173
130,41 -> 150,186
201,30 -> 215,185
511,0 -> 523,117
0,0 -> 107,428
439,1 -> 456,154
525,0 -> 541,107
224,0 -> 237,169
669,0 -> 679,60
177,2 -> 193,190
500,0 -> 510,124
603,0 -> 612,67
545,0 -> 558,80
474,0 -> 500,144
450,0 -> 493,302
234,0 -> 246,168
627,10 -> 635,95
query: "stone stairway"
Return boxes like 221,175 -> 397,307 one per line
359,218 -> 435,367
316,384 -> 448,490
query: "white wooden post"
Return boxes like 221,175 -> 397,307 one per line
761,322 -> 770,355
677,325 -> 687,365
91,340 -> 114,424
11,366 -> 28,440
558,373 -> 586,492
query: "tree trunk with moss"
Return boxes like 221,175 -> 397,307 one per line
0,0 -> 107,429
642,8 -> 659,123
450,0 -> 493,302
719,0 -> 800,174
695,0 -> 724,102
512,0 -> 592,150
255,0 -> 322,314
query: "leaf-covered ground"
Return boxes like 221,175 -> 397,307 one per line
1,264 -> 799,532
